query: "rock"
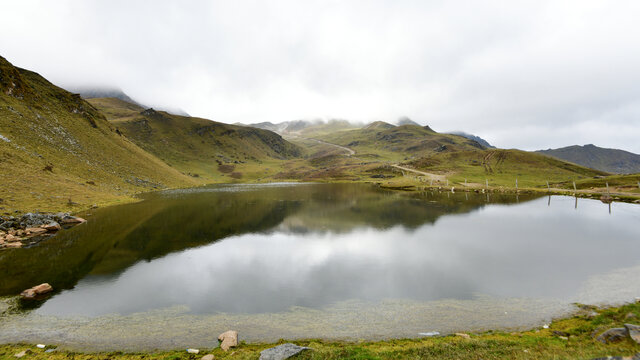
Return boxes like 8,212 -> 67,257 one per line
60,216 -> 86,224
14,349 -> 32,358
25,227 -> 47,236
625,324 -> 640,344
259,343 -> 311,360
5,233 -> 20,242
20,283 -> 53,300
201,355 -> 214,360
597,327 -> 628,344
41,222 -> 61,231
218,330 -> 238,351
418,331 -> 440,337
455,333 -> 471,339
553,330 -> 570,337
4,242 -> 22,248
600,195 -> 613,204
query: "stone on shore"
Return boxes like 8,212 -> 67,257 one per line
25,227 -> 47,236
201,355 -> 215,360
259,343 -> 311,360
41,222 -> 61,231
218,330 -> 238,351
4,242 -> 22,248
60,216 -> 86,224
20,283 -> 53,300
14,349 -> 32,358
625,324 -> 640,344
597,327 -> 629,343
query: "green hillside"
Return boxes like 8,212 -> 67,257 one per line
316,123 -> 485,161
402,149 -> 609,188
87,97 -> 302,182
0,56 -> 198,214
537,144 -> 640,174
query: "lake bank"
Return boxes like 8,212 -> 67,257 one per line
2,301 -> 640,359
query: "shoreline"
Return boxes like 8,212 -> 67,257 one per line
1,300 -> 639,359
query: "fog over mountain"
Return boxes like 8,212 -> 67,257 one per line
2,1 -> 640,153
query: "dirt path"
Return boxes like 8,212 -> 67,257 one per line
391,164 -> 446,181
305,138 -> 356,156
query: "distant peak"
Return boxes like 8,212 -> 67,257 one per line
364,121 -> 395,129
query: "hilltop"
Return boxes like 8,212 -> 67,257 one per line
0,56 -> 198,213
537,144 -> 640,174
88,97 -> 302,182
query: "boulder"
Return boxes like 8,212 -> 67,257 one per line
455,333 -> 471,339
597,327 -> 628,343
625,324 -> 640,344
259,343 -> 311,360
201,355 -> 215,360
20,283 -> 53,300
25,227 -> 47,236
41,222 -> 61,231
4,234 -> 20,242
218,330 -> 238,351
60,216 -> 86,224
4,242 -> 22,248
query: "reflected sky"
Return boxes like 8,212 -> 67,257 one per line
37,191 -> 640,316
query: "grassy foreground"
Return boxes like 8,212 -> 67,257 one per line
2,302 -> 639,359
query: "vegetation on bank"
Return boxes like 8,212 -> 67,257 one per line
2,301 -> 639,359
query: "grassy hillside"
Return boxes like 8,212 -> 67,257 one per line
537,144 -> 640,174
316,124 -> 486,161
0,56 -> 198,214
402,149 -> 609,188
87,97 -> 302,182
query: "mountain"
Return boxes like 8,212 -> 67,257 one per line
395,116 -> 420,126
87,97 -> 302,182
536,144 -> 640,174
448,131 -> 495,148
0,56 -> 197,213
68,86 -> 190,117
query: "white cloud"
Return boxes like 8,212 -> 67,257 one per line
1,0 -> 639,152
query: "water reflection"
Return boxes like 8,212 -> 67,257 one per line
1,184 -> 638,318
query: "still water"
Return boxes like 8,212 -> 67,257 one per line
0,183 -> 639,350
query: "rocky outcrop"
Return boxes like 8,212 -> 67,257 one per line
0,213 -> 83,249
218,330 -> 238,351
259,343 -> 311,360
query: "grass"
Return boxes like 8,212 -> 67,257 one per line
1,302 -> 639,359
0,57 -> 200,214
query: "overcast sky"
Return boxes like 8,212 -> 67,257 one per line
2,1 -> 640,152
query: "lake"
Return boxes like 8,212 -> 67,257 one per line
0,183 -> 639,351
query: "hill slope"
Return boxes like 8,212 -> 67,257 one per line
88,97 -> 302,182
536,144 -> 640,174
316,124 -> 486,160
0,56 -> 197,213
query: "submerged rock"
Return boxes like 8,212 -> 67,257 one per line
218,330 -> 238,351
20,283 -> 53,300
259,343 -> 311,360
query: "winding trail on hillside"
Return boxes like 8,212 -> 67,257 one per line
391,164 -> 446,182
305,138 -> 356,156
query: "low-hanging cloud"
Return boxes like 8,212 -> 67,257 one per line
2,0 -> 639,152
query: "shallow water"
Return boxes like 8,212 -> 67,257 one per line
1,183 -> 639,350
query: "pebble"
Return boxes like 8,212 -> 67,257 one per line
418,331 -> 440,337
